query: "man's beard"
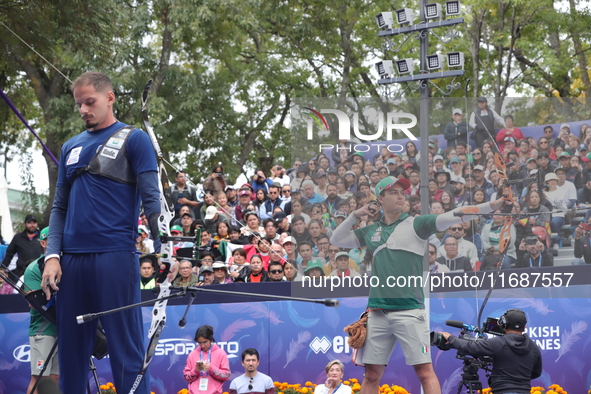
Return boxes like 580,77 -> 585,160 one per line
26,227 -> 37,235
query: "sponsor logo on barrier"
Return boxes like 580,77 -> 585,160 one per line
309,336 -> 351,354
13,344 -> 30,362
155,338 -> 240,358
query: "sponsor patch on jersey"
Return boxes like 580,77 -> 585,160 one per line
106,137 -> 124,149
66,146 -> 82,165
100,147 -> 119,160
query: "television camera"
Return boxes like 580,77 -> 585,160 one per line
430,317 -> 504,394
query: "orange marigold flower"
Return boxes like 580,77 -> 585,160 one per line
301,388 -> 309,393
343,381 -> 351,386
350,378 -> 358,383
305,381 -> 314,387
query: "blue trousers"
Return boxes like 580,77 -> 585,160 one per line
57,251 -> 150,394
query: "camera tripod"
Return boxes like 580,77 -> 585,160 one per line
456,356 -> 491,394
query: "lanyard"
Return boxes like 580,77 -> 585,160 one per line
200,348 -> 212,377
529,254 -> 542,268
329,383 -> 342,394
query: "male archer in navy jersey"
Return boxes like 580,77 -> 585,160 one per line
42,72 -> 160,394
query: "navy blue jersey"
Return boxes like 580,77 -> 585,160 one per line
55,121 -> 157,253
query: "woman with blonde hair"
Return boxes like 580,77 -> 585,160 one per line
314,360 -> 352,394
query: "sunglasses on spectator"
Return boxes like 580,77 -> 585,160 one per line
269,191 -> 278,194
429,251 -> 436,255
249,377 -> 254,391
450,227 -> 463,231
270,269 -> 283,274
328,248 -> 340,253
283,189 -> 291,193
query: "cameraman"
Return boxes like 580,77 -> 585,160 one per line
516,236 -> 553,268
442,309 -> 542,394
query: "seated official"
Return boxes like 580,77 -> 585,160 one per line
442,309 -> 542,394
516,236 -> 554,268
314,360 -> 352,394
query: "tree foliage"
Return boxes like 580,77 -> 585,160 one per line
2,0 -> 591,223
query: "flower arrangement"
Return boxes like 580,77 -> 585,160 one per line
270,378 -> 408,394
481,385 -> 567,394
99,383 -> 156,394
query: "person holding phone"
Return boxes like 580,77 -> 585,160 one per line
516,236 -> 554,268
184,325 -> 230,394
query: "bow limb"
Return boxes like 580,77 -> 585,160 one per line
129,80 -> 177,393
0,88 -> 60,166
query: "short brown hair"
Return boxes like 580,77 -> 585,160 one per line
71,72 -> 114,94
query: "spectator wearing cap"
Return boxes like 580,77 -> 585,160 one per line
212,262 -> 233,284
443,108 -> 468,148
280,236 -> 296,260
329,252 -> 361,277
495,114 -> 525,144
173,260 -> 200,287
519,157 -> 539,181
260,184 -> 284,221
313,171 -> 329,199
138,225 -> 155,253
234,188 -> 253,225
435,169 -> 452,194
433,155 -> 449,173
450,176 -> 471,207
180,211 -> 194,236
555,123 -> 572,151
196,265 -> 215,286
430,135 -> 445,157
223,185 -> 238,209
558,151 -> 583,189
343,171 -> 358,193
273,212 -> 291,235
449,156 -> 463,177
323,183 -> 343,214
204,205 -> 228,237
501,136 -> 517,158
2,214 -> 43,280
544,172 -> 570,233
469,97 -> 505,148
303,259 -> 326,278
472,165 -> 492,191
386,158 -> 403,178
301,180 -> 324,205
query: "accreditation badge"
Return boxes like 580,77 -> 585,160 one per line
199,378 -> 209,391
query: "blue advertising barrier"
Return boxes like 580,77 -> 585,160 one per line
1,280 -> 591,394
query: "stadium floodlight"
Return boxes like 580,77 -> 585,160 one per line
445,0 -> 461,17
424,3 -> 442,20
375,61 -> 395,78
395,8 -> 415,26
395,58 -> 416,75
426,54 -> 444,71
375,12 -> 394,30
446,52 -> 465,68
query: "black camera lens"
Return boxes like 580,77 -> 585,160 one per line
430,331 -> 452,351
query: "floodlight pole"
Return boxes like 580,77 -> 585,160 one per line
419,0 -> 430,219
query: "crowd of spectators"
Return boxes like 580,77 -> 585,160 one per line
131,101 -> 591,283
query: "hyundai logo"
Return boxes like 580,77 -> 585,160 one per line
13,344 -> 30,362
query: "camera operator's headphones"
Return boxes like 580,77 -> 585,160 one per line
498,309 -> 527,330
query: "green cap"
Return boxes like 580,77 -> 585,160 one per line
171,225 -> 182,233
374,176 -> 410,196
304,258 -> 325,275
40,227 -> 49,241
558,151 -> 571,159
353,152 -> 365,157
